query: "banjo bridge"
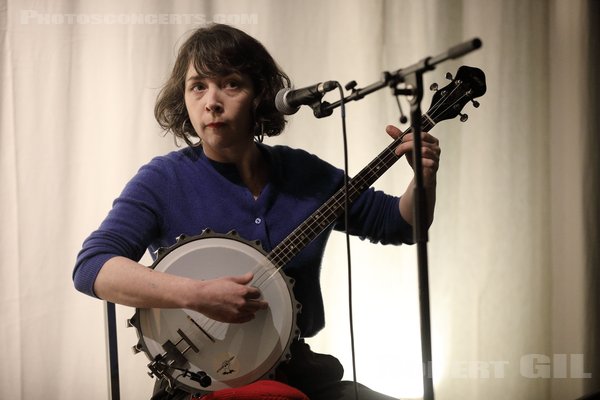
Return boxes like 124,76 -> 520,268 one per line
173,328 -> 200,354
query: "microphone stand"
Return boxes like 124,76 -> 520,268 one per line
105,301 -> 121,400
312,38 -> 482,400
401,61 -> 434,400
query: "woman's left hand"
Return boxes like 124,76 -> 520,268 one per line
386,124 -> 441,187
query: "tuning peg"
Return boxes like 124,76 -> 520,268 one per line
429,82 -> 438,91
445,72 -> 453,80
459,113 -> 469,122
471,99 -> 480,108
345,80 -> 357,91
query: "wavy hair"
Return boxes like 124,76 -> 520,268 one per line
154,24 -> 291,146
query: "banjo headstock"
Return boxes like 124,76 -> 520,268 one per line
427,65 -> 487,124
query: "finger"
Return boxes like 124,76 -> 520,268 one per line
243,299 -> 269,313
420,132 -> 439,144
229,271 -> 254,285
422,146 -> 441,162
244,285 -> 263,300
234,300 -> 268,323
385,125 -> 403,139
402,134 -> 441,155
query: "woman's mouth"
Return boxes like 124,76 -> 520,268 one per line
206,122 -> 225,129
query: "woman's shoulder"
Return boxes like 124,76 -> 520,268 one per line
263,143 -> 336,169
125,146 -> 203,187
148,146 -> 201,166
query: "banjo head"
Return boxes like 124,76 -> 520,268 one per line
129,230 -> 300,394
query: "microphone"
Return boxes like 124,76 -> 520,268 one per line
275,81 -> 337,115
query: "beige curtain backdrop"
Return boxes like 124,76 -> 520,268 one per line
1,0 -> 598,399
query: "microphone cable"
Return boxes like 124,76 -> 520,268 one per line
333,82 -> 360,400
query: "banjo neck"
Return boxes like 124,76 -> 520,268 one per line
266,65 -> 487,270
266,120 -> 430,270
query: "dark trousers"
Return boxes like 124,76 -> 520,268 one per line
277,340 -> 398,400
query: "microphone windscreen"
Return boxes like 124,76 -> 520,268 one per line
275,88 -> 300,115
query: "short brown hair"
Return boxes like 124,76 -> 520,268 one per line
154,24 -> 291,146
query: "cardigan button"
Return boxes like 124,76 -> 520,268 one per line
254,218 -> 262,224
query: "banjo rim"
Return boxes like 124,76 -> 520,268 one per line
128,229 -> 301,394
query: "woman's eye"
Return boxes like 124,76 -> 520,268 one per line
225,80 -> 240,89
191,84 -> 205,92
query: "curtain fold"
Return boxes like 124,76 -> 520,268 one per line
1,2 -> 22,397
583,0 -> 600,397
0,0 -> 596,399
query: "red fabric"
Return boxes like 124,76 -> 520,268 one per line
198,380 -> 309,400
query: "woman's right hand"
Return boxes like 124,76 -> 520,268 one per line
190,272 -> 269,323
94,257 -> 268,324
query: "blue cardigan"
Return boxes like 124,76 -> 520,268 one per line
73,143 -> 413,337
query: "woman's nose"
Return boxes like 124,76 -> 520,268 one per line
204,86 -> 224,113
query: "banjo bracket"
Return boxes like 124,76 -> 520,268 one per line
147,332 -> 212,390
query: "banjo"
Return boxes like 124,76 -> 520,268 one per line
127,66 -> 487,395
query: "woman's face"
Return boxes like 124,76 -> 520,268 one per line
184,62 -> 256,161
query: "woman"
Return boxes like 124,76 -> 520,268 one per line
73,23 -> 441,399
